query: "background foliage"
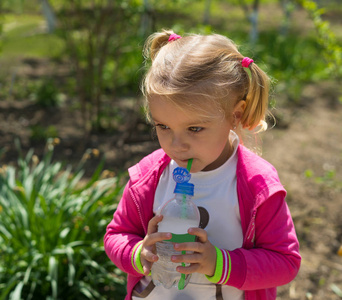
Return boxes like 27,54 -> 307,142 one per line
0,139 -> 126,299
0,0 -> 341,128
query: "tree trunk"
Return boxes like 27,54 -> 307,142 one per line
249,0 -> 259,44
203,0 -> 212,24
238,0 -> 260,44
140,0 -> 151,37
280,0 -> 292,36
41,0 -> 56,33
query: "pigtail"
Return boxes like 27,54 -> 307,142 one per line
143,30 -> 175,61
142,30 -> 172,99
240,62 -> 270,131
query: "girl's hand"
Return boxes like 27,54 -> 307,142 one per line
171,227 -> 217,277
140,215 -> 172,276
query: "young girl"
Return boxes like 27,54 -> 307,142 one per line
104,30 -> 301,300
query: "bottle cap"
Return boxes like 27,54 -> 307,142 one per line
173,167 -> 191,183
174,182 -> 194,196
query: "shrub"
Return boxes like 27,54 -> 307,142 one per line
29,125 -> 59,142
0,139 -> 126,299
31,78 -> 60,108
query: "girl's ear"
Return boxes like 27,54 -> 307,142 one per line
232,100 -> 246,123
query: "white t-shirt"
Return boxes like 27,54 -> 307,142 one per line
133,131 -> 244,300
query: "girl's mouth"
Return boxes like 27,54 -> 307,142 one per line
177,158 -> 194,167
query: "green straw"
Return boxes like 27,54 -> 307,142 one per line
178,158 -> 193,290
181,158 -> 193,218
186,158 -> 193,172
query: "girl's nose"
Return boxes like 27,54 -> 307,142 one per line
171,134 -> 189,152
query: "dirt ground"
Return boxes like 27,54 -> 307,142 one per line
0,76 -> 342,299
262,82 -> 342,300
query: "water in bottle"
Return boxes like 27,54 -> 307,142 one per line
151,166 -> 200,290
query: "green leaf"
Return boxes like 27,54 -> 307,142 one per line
331,284 -> 342,298
9,282 -> 24,300
304,169 -> 314,178
23,253 -> 44,284
48,256 -> 58,299
65,247 -> 76,286
59,227 -> 70,239
0,273 -> 24,300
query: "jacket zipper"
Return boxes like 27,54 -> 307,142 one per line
130,190 -> 147,234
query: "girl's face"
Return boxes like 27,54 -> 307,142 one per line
149,97 -> 235,172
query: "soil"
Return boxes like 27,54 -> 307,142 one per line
261,82 -> 342,300
1,70 -> 342,299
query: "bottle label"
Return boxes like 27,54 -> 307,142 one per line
173,167 -> 191,183
165,233 -> 196,243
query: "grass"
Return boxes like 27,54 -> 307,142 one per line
0,139 -> 127,299
1,14 -> 64,59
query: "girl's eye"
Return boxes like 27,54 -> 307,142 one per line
188,127 -> 203,133
155,124 -> 169,130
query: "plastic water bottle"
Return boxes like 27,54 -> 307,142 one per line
151,167 -> 200,290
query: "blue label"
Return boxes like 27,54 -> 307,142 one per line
173,167 -> 191,183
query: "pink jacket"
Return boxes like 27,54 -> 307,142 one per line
104,145 -> 301,300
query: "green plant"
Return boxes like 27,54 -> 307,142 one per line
255,29 -> 328,102
295,0 -> 342,79
53,0 -> 142,132
304,168 -> 342,191
32,78 -> 60,108
29,124 -> 59,142
0,139 -> 126,299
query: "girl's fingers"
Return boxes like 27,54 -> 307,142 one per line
171,252 -> 201,264
140,259 -> 153,276
176,263 -> 200,275
141,253 -> 159,275
188,227 -> 208,243
145,232 -> 172,247
145,214 -> 172,245
141,249 -> 159,263
143,264 -> 152,276
171,228 -> 208,252
174,242 -> 203,252
147,215 -> 163,234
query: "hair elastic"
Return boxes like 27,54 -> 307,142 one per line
168,33 -> 182,42
241,57 -> 254,68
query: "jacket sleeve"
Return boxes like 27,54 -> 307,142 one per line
207,191 -> 301,289
104,179 -> 146,277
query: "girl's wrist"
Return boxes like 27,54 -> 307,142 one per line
131,240 -> 144,274
206,246 -> 231,284
206,244 -> 218,277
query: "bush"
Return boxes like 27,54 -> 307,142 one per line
30,125 -> 59,142
0,139 -> 126,299
31,78 -> 60,108
255,29 -> 328,101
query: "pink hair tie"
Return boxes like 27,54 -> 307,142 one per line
241,57 -> 254,68
168,33 -> 182,42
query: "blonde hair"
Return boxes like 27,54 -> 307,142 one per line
142,30 -> 270,131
